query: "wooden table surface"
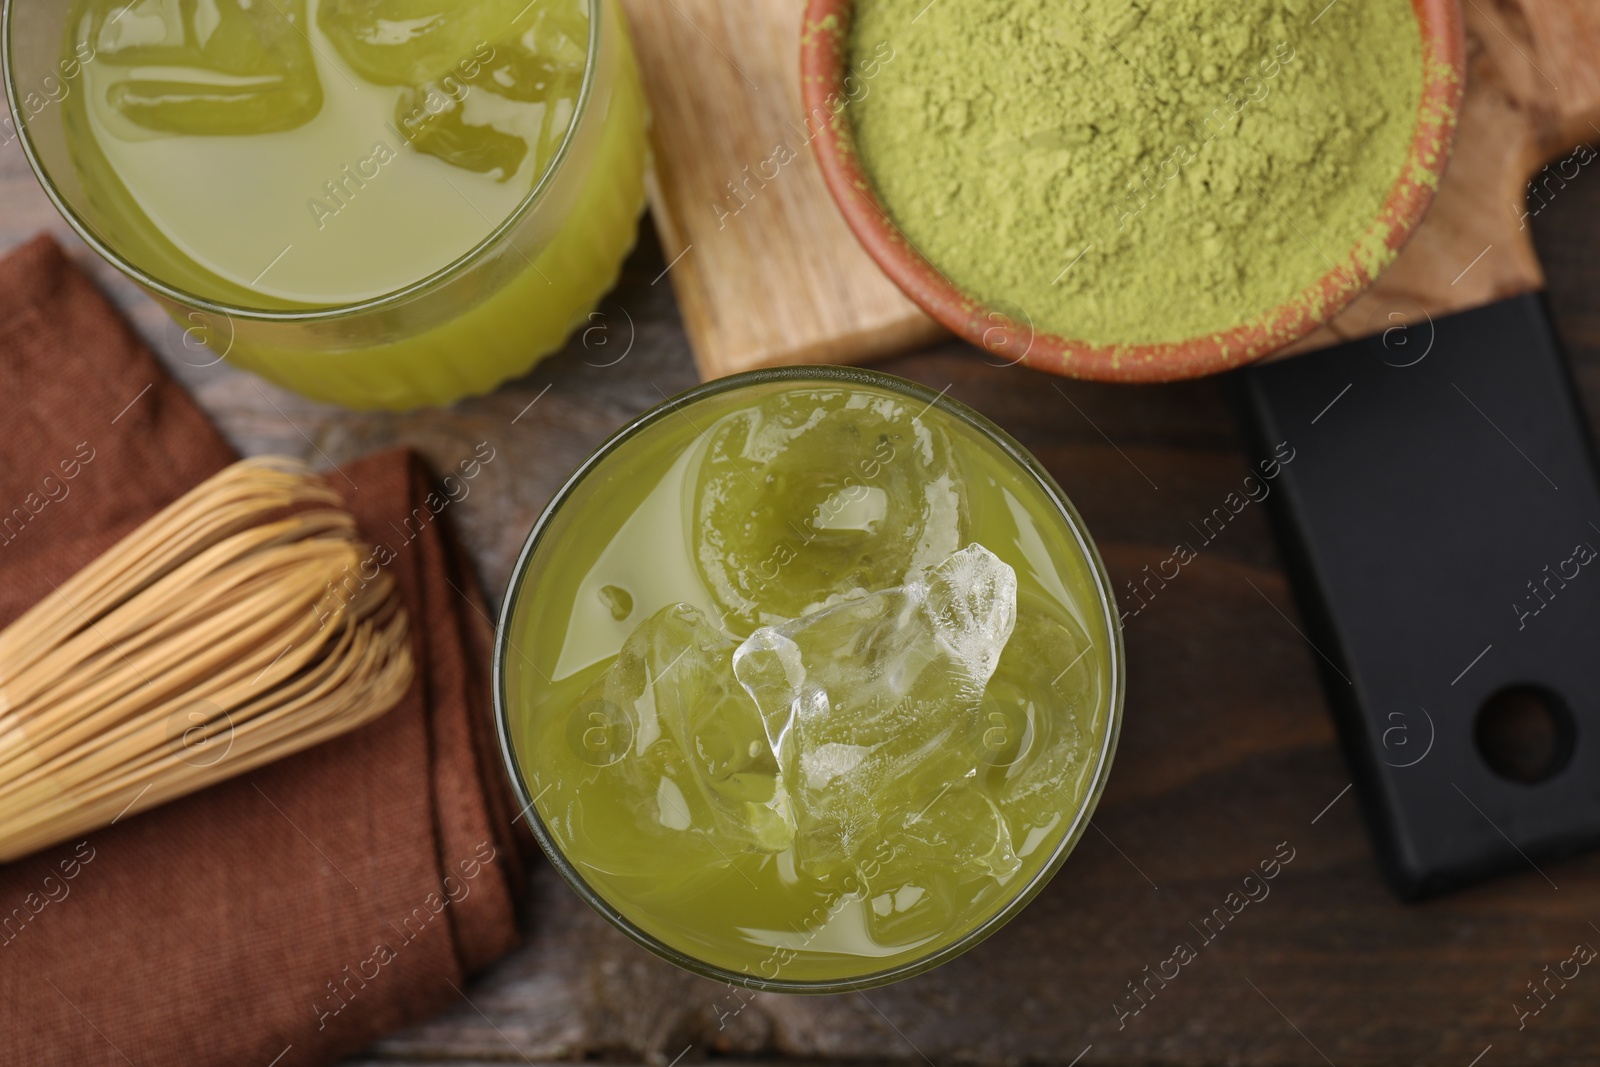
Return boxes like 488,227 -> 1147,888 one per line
7,100 -> 1600,1067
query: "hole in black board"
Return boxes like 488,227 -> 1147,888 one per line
1474,685 -> 1576,784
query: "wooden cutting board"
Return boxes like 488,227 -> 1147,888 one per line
619,0 -> 1600,381
617,0 -> 942,378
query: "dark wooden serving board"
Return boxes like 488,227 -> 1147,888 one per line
5,4 -> 1600,1063
7,182 -> 1600,1067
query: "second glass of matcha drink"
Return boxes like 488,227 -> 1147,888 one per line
497,367 -> 1124,989
4,0 -> 647,409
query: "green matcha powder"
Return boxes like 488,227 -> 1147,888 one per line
847,0 -> 1425,347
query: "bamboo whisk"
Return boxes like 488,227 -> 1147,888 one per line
0,457 -> 412,862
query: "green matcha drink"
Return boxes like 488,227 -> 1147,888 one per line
64,0 -> 594,307
8,0 -> 646,408
497,368 -> 1123,987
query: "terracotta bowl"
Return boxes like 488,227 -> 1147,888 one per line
800,0 -> 1466,383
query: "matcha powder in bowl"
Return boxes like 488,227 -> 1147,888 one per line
808,0 -> 1464,380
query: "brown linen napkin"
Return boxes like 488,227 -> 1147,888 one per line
0,234 -> 530,1065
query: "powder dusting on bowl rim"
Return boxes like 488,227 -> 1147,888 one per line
800,0 -> 1467,383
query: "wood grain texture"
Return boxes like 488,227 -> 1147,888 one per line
617,0 -> 942,378
629,0 -> 1600,376
7,24 -> 1600,1066
356,191 -> 1600,1067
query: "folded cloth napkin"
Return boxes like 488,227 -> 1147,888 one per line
0,235 -> 531,1065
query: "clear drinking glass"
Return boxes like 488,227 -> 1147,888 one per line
3,0 -> 648,410
494,366 -> 1126,991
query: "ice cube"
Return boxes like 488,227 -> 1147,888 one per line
317,0 -> 540,86
92,0 -> 322,135
733,545 -> 1017,876
925,541 -> 1021,694
694,389 -> 968,632
392,86 -> 529,178
975,603 -> 1103,850
319,0 -> 587,177
859,783 -> 1020,945
578,604 -> 793,856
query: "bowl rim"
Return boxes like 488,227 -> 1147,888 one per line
799,0 -> 1468,383
491,365 -> 1127,993
0,0 -> 606,323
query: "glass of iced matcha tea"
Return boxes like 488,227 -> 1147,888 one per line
496,367 -> 1124,989
3,0 -> 646,410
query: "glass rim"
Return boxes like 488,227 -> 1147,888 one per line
0,0 -> 605,323
492,364 -> 1127,994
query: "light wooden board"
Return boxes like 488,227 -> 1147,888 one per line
618,0 -> 943,379
623,0 -> 1600,380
